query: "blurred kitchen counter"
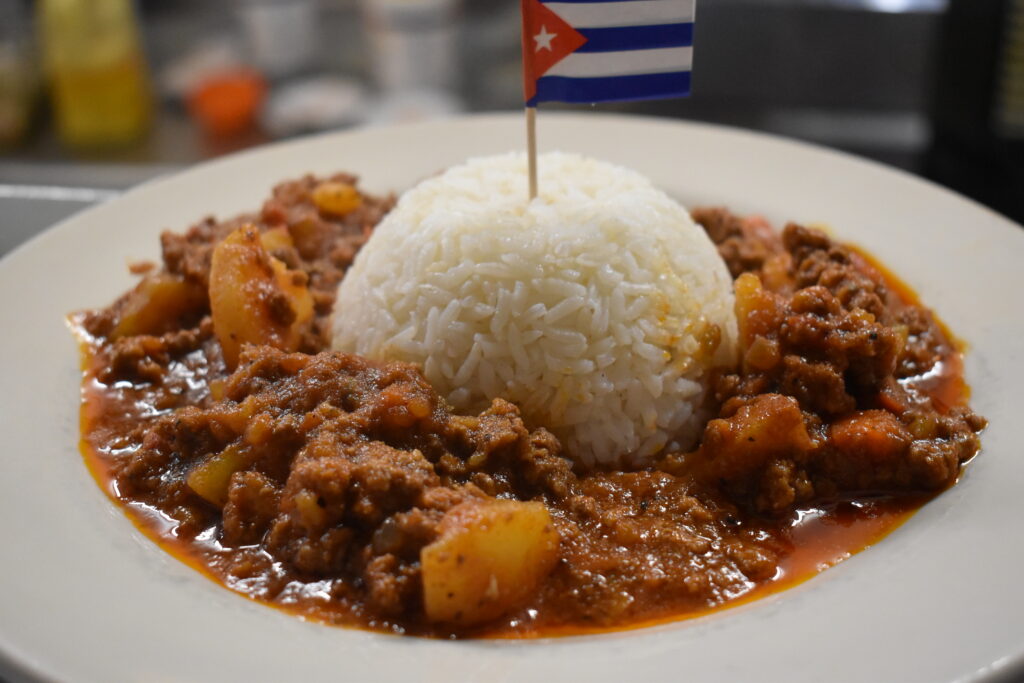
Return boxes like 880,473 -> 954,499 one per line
0,161 -> 180,258
1,0 -> 953,258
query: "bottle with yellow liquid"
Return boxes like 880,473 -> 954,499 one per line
38,0 -> 152,150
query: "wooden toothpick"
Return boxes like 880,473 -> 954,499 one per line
526,106 -> 538,200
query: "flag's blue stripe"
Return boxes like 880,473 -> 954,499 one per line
528,71 -> 691,105
575,23 -> 693,52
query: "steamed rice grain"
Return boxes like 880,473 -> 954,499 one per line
332,152 -> 738,468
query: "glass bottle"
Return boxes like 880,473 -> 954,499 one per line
37,0 -> 152,149
361,0 -> 460,94
0,0 -> 36,147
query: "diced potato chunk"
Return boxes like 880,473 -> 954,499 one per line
734,272 -> 783,348
701,394 -> 815,480
312,181 -> 362,216
421,499 -> 559,627
111,273 -> 206,339
259,225 -> 294,253
187,444 -> 249,507
208,226 -> 314,368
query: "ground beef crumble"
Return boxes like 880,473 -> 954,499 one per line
73,179 -> 984,637
676,211 -> 986,514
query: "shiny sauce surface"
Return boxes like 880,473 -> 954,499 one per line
74,317 -> 958,638
73,197 -> 983,638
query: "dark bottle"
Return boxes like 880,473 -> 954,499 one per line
925,0 -> 1024,223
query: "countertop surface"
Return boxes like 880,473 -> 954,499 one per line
0,162 -> 180,259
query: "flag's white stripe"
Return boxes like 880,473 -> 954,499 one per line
544,1 -> 695,29
546,46 -> 693,78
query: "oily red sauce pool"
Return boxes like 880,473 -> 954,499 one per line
76,406 -> 922,638
71,176 -> 984,638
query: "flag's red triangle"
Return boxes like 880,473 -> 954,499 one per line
521,0 -> 588,102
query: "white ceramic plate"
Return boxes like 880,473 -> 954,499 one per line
1,113 -> 1022,683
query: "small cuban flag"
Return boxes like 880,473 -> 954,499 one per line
521,0 -> 696,106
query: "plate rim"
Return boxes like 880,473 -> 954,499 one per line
2,111 -> 1022,683
3,111 -> 1022,274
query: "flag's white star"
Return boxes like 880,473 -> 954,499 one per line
534,25 -> 557,52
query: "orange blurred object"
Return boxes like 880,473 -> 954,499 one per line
186,69 -> 266,138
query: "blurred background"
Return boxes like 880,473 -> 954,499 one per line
1,0 -> 1022,256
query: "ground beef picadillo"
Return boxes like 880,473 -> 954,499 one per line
73,174 -> 984,637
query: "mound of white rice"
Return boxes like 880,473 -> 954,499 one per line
332,152 -> 738,467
